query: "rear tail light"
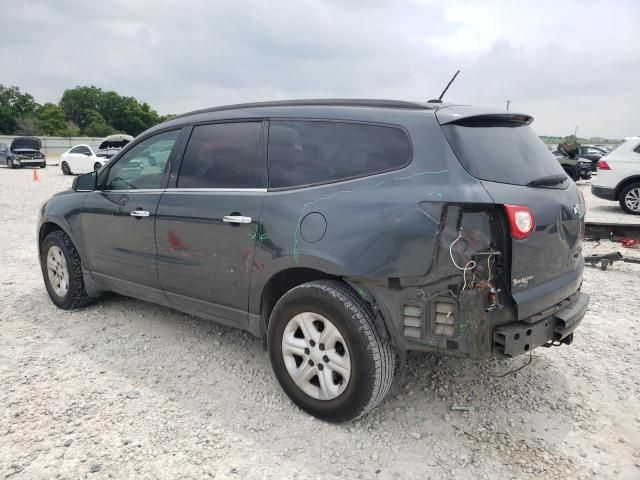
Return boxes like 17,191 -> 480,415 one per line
597,160 -> 611,170
504,205 -> 535,240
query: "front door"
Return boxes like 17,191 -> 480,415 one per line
155,121 -> 267,326
81,129 -> 182,303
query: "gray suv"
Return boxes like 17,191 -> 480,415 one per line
37,99 -> 589,422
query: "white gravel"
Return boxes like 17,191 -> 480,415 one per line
1,166 -> 639,479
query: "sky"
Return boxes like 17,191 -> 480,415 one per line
1,0 -> 638,138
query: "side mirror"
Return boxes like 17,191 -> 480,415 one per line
73,171 -> 97,192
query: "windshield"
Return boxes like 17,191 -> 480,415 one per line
441,122 -> 566,186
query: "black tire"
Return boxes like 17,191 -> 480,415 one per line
268,280 -> 395,422
94,162 -> 102,172
40,162 -> 46,168
61,161 -> 71,175
40,230 -> 94,310
619,182 -> 640,215
8,158 -> 16,169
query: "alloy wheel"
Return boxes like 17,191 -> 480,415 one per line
46,246 -> 69,297
281,311 -> 351,400
625,188 -> 640,212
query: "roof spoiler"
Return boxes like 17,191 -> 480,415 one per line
436,106 -> 534,126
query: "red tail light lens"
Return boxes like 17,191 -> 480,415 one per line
597,160 -> 611,170
504,205 -> 535,240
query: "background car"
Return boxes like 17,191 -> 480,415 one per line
592,136 -> 640,214
60,145 -> 104,175
1,136 -> 46,169
96,134 -> 133,160
0,143 -> 7,164
555,154 -> 592,181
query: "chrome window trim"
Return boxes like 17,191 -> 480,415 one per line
97,188 -> 268,194
164,188 -> 268,193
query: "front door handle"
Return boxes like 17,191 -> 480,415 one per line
130,210 -> 150,217
223,215 -> 252,224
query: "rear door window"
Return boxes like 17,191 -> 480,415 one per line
268,120 -> 411,188
441,122 -> 565,186
177,122 -> 263,189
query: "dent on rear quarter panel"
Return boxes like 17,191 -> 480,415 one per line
248,115 -> 497,344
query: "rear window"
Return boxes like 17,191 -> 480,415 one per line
441,122 -> 565,186
268,120 -> 411,188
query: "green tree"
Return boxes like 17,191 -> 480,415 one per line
82,110 -> 115,137
0,85 -> 40,133
37,103 -> 67,135
59,86 -> 104,130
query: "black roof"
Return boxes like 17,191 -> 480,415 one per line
172,99 -> 439,121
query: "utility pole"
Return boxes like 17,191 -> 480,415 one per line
574,126 -> 578,137
506,100 -> 511,111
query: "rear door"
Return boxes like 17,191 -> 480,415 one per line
155,121 -> 267,326
438,109 -> 585,319
81,129 -> 183,303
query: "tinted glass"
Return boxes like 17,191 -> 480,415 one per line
268,121 -> 411,188
69,146 -> 83,154
177,122 -> 262,188
106,130 -> 179,190
441,122 -> 565,186
633,144 -> 640,154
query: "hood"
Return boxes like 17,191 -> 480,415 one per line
10,136 -> 41,152
98,134 -> 133,150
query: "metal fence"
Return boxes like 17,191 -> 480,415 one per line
0,135 -> 104,157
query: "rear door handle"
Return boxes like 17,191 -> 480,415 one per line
223,215 -> 252,224
130,210 -> 150,217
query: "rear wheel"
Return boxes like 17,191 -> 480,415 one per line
61,161 -> 71,175
40,230 -> 94,309
619,182 -> 640,215
268,280 -> 395,422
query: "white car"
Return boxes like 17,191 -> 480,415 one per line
60,145 -> 104,175
591,137 -> 640,215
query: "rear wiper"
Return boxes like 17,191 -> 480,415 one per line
527,174 -> 568,187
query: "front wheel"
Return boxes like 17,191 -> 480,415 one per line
563,166 -> 578,182
8,158 -> 16,169
40,230 -> 94,309
268,280 -> 395,422
94,162 -> 102,172
61,161 -> 71,175
619,182 -> 640,215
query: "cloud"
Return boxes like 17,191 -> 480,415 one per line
0,0 -> 638,137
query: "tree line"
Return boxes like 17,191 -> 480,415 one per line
0,85 -> 173,138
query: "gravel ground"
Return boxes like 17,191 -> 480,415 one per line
577,178 -> 640,225
1,166 -> 639,480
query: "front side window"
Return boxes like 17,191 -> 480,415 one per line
177,122 -> 263,189
105,130 -> 179,190
69,146 -> 83,154
268,120 -> 412,188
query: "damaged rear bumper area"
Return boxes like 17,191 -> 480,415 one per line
493,292 -> 589,356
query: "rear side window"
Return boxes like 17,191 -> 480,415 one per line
441,122 -> 565,186
268,121 -> 411,188
177,122 -> 262,189
633,144 -> 640,154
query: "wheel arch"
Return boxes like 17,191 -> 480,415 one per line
615,175 -> 640,197
259,267 -> 338,340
